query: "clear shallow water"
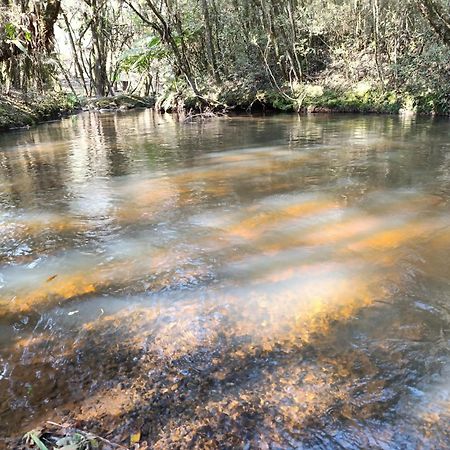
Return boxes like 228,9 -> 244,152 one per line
0,111 -> 449,448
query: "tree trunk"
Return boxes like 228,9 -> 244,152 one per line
200,0 -> 220,82
88,0 -> 111,96
62,11 -> 89,95
418,0 -> 450,47
144,0 -> 200,95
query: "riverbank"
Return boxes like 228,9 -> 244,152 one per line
0,92 -> 79,131
0,93 -> 154,131
1,85 -> 448,132
83,94 -> 155,112
157,82 -> 450,116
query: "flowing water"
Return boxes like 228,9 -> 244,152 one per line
0,111 -> 449,449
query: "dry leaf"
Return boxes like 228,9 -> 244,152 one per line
130,431 -> 141,444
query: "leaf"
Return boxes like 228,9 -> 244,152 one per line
145,35 -> 161,49
7,38 -> 28,54
23,431 -> 49,450
130,431 -> 141,444
5,22 -> 16,39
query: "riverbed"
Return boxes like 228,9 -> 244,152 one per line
0,111 -> 449,448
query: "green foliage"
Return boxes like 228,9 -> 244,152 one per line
268,93 -> 294,112
4,22 -> 16,40
217,79 -> 258,108
4,21 -> 31,55
301,87 -> 402,114
412,91 -> 450,115
0,93 -> 79,130
23,430 -> 49,450
1,0 -> 450,115
155,81 -> 201,112
120,35 -> 167,73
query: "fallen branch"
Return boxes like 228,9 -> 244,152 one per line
182,107 -> 226,122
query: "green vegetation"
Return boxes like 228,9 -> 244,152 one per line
0,92 -> 78,130
0,0 -> 450,128
22,424 -> 116,450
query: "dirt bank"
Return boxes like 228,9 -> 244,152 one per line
0,92 -> 79,131
0,93 -> 155,131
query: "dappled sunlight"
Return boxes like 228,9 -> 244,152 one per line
0,244 -> 214,315
114,177 -> 181,222
227,196 -> 338,240
349,221 -> 433,251
300,214 -> 382,247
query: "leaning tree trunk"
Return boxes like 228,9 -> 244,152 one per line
418,0 -> 450,47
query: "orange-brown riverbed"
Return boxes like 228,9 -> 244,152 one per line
0,111 -> 449,448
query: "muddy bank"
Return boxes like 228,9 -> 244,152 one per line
2,86 -> 448,133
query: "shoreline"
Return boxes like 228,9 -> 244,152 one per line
0,93 -> 155,133
1,90 -> 449,133
0,92 -> 79,132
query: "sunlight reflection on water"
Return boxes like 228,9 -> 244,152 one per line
0,111 -> 449,447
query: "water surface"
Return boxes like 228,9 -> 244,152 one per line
0,111 -> 449,448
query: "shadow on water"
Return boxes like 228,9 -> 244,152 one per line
0,111 -> 449,448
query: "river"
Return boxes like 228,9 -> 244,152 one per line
0,110 -> 449,448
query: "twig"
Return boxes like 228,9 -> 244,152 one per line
182,108 -> 225,123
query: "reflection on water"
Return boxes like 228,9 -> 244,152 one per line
0,111 -> 449,448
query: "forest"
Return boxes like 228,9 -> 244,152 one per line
0,0 -> 450,126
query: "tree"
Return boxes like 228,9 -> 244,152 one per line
0,0 -> 62,92
418,0 -> 450,46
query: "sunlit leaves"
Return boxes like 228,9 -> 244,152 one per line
120,35 -> 167,73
